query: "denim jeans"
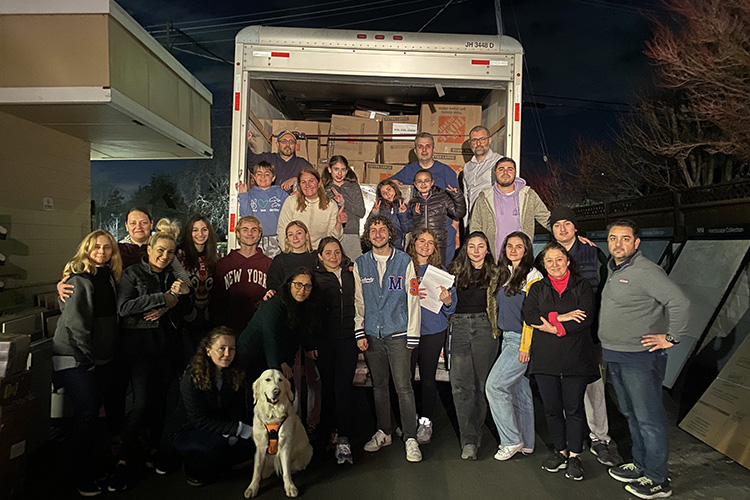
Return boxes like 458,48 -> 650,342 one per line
448,313 -> 498,448
485,331 -> 534,449
366,335 -> 418,439
608,353 -> 669,483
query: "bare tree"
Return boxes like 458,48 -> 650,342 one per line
574,138 -> 647,201
523,160 -> 580,209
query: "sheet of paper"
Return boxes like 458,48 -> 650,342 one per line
420,265 -> 456,314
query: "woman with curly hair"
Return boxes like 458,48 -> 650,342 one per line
276,167 -> 345,249
52,229 -> 122,497
174,327 -> 252,487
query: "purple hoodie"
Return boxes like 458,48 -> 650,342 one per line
493,176 -> 525,253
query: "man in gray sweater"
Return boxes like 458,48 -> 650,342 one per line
599,219 -> 689,500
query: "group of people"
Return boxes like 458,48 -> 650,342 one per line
50,125 -> 689,500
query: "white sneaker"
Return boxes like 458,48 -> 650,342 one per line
494,443 -> 524,461
416,417 -> 433,444
363,430 -> 392,452
522,447 -> 534,455
405,438 -> 422,462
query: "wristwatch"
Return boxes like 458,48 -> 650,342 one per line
665,334 -> 680,345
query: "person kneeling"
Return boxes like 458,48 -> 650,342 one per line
174,327 -> 253,486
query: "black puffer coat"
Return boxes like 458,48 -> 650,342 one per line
313,259 -> 356,343
408,185 -> 466,247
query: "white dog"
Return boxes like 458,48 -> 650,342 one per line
244,369 -> 313,498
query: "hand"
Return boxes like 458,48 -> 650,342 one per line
236,180 -> 249,194
445,185 -> 458,193
519,351 -> 530,364
392,179 -> 403,186
280,362 -> 294,380
557,309 -> 586,323
414,203 -> 421,215
57,277 -> 74,303
398,199 -> 407,213
263,289 -> 276,301
280,178 -> 296,192
306,350 -> 318,360
439,286 -> 452,306
357,338 -> 368,351
531,317 -> 558,335
337,205 -> 348,225
578,235 -> 596,247
164,293 -> 178,308
247,130 -> 253,143
372,200 -> 381,214
418,287 -> 428,300
171,279 -> 189,295
641,334 -> 674,352
144,309 -> 165,322
330,187 -> 344,204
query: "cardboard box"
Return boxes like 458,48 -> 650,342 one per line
0,335 -> 31,378
433,152 -> 470,174
419,103 -> 482,154
353,110 -> 388,121
318,122 -> 330,146
349,161 -> 366,183
382,142 -> 415,164
0,396 -> 34,465
364,163 -> 405,185
0,371 -> 31,406
381,115 -> 419,163
329,115 -> 379,161
679,335 -> 750,469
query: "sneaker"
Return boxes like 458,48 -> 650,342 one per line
522,447 -> 534,455
609,462 -> 643,483
494,443 -> 524,461
590,440 -> 619,467
405,438 -> 422,462
625,477 -> 672,499
76,482 -> 102,497
186,477 -> 205,487
541,451 -> 568,472
335,438 -> 353,465
364,430 -> 392,452
416,417 -> 433,444
107,463 -> 128,492
565,455 -> 584,481
460,444 -> 478,460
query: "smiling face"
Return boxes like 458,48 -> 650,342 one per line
299,172 -> 319,199
191,220 -> 209,249
253,167 -> 275,189
467,236 -> 488,268
608,225 -> 640,265
147,237 -> 176,272
414,137 -> 434,162
368,222 -> 391,250
414,232 -> 436,262
380,184 -> 397,203
328,162 -> 348,184
127,210 -> 152,245
277,133 -> 296,158
237,220 -> 261,249
206,334 -> 236,370
290,273 -> 313,302
543,248 -> 570,279
89,235 -> 113,266
319,241 -> 343,271
286,224 -> 308,252
414,172 -> 434,196
505,236 -> 526,267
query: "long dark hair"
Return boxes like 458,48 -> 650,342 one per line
374,179 -> 404,211
405,228 -> 441,278
321,155 -> 358,186
188,326 -> 244,392
317,236 -> 348,268
278,267 -> 317,328
449,231 -> 497,289
496,231 -> 535,296
180,214 -> 218,273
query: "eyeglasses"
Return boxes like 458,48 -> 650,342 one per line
278,139 -> 296,145
469,137 -> 489,144
291,281 -> 313,291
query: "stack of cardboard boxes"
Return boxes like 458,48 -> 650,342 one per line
0,333 -> 33,493
250,103 -> 481,185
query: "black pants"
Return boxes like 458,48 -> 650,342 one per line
174,428 -> 253,482
410,329 -> 447,420
534,374 -> 589,454
316,337 -> 359,439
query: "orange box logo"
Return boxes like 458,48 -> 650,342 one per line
438,116 -> 466,143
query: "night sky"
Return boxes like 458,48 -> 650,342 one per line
92,0 -> 659,196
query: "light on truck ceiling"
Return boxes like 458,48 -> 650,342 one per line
393,35 -> 403,40
375,35 -> 385,40
357,34 -> 367,39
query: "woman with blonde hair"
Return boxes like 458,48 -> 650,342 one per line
277,167 -> 344,249
266,220 -> 317,295
52,229 -> 122,497
108,219 -> 192,492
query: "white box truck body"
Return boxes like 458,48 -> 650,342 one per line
228,26 -> 523,246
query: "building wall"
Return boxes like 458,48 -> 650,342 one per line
0,110 -> 90,309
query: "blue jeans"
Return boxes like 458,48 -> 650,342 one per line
608,353 -> 669,483
485,331 -> 534,449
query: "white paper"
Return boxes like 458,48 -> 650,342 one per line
392,123 -> 418,141
420,265 -> 455,314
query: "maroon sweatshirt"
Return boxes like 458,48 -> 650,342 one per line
211,249 -> 271,335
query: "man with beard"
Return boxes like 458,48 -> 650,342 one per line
246,130 -> 312,192
470,157 -> 550,257
353,215 -> 422,463
462,125 -> 503,224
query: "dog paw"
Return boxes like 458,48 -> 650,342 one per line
244,484 -> 259,498
285,483 -> 299,497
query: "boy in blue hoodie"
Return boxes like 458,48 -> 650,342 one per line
237,161 -> 288,258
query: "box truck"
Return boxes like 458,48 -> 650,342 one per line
228,26 -> 523,246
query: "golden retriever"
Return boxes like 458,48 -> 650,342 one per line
244,369 -> 313,498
